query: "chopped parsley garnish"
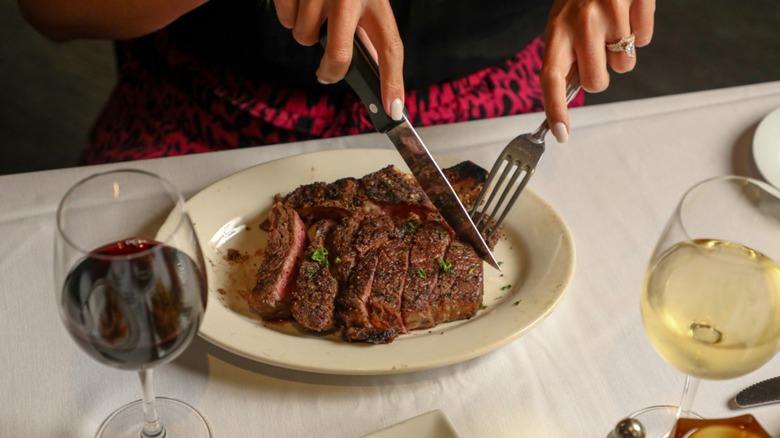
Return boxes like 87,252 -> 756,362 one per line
437,258 -> 453,274
403,221 -> 417,233
479,303 -> 488,310
468,265 -> 478,274
333,256 -> 342,265
303,265 -> 316,279
415,267 -> 427,279
501,284 -> 512,291
514,300 -> 522,306
311,246 -> 329,267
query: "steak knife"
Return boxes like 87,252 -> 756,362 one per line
321,32 -> 500,270
734,376 -> 780,408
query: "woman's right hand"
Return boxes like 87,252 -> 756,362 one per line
273,0 -> 406,121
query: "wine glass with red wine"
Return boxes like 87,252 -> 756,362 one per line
54,169 -> 210,437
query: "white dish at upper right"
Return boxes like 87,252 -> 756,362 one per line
752,106 -> 780,188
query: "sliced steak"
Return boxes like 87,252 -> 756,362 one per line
281,177 -> 361,223
249,202 -> 308,320
430,241 -> 484,324
338,217 -> 406,344
352,214 -> 394,255
361,165 -> 430,206
337,249 -> 380,342
443,161 -> 488,212
401,221 -> 453,330
292,220 -> 339,332
363,235 -> 411,342
327,215 -> 362,287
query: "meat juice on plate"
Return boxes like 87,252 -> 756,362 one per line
61,239 -> 206,370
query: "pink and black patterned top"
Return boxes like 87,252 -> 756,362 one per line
84,0 -> 583,164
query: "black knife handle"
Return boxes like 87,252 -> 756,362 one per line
319,28 -> 402,133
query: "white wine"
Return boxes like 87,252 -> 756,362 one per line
641,239 -> 780,379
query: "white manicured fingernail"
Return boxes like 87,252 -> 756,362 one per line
317,76 -> 332,85
390,98 -> 403,121
552,122 -> 569,143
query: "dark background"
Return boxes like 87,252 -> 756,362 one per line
1,1 -> 778,175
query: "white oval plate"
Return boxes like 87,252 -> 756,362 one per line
365,410 -> 460,438
753,107 -> 780,188
187,148 -> 575,375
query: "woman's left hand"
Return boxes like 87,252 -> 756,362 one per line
541,0 -> 656,143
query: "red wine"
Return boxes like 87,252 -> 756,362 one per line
61,239 -> 206,370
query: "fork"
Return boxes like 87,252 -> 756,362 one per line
471,74 -> 582,241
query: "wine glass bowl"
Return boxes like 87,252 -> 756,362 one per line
55,169 -> 210,437
631,176 -> 780,435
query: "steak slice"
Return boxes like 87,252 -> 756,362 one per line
337,249 -> 382,342
443,161 -> 488,212
327,215 -> 362,287
429,241 -> 484,324
401,221 -> 453,330
248,202 -> 308,320
281,177 -> 361,223
363,235 -> 411,341
292,220 -> 339,332
338,219 -> 410,344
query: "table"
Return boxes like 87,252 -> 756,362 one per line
3,81 -> 780,437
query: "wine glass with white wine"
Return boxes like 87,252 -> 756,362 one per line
628,176 -> 780,436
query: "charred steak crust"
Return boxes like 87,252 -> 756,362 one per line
292,220 -> 339,332
442,160 -> 488,211
335,214 -> 405,344
252,162 -> 491,342
249,202 -> 308,320
402,221 -> 453,331
430,241 -> 484,324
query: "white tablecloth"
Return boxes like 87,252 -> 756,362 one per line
3,81 -> 780,437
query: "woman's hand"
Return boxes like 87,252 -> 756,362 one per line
274,0 -> 405,121
542,0 -> 656,142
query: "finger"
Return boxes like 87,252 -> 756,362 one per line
630,0 -> 656,47
292,0 -> 325,46
358,4 -> 405,120
604,3 -> 637,75
316,0 -> 361,84
541,31 -> 576,143
273,0 -> 297,29
573,16 -> 611,92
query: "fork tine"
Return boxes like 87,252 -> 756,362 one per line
476,158 -> 514,226
471,151 -> 508,224
473,72 -> 581,240
484,163 -> 535,241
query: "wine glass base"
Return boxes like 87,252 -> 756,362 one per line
95,397 -> 212,438
608,405 -> 702,438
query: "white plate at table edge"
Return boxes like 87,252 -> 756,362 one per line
753,106 -> 780,188
364,410 -> 460,438
186,148 -> 575,375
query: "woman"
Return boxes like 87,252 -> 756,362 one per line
18,0 -> 655,164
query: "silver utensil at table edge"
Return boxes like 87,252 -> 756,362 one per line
734,376 -> 780,408
320,31 -> 500,270
471,73 -> 582,241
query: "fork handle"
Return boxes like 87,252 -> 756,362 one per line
533,73 -> 582,140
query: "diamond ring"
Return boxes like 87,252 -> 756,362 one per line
606,33 -> 636,58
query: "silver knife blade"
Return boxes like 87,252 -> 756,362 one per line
319,28 -> 499,269
734,376 -> 780,408
387,116 -> 500,270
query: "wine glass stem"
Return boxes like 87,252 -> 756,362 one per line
139,369 -> 166,437
675,375 -> 700,419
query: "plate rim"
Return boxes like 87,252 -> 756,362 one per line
187,148 -> 576,375
753,106 -> 780,188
